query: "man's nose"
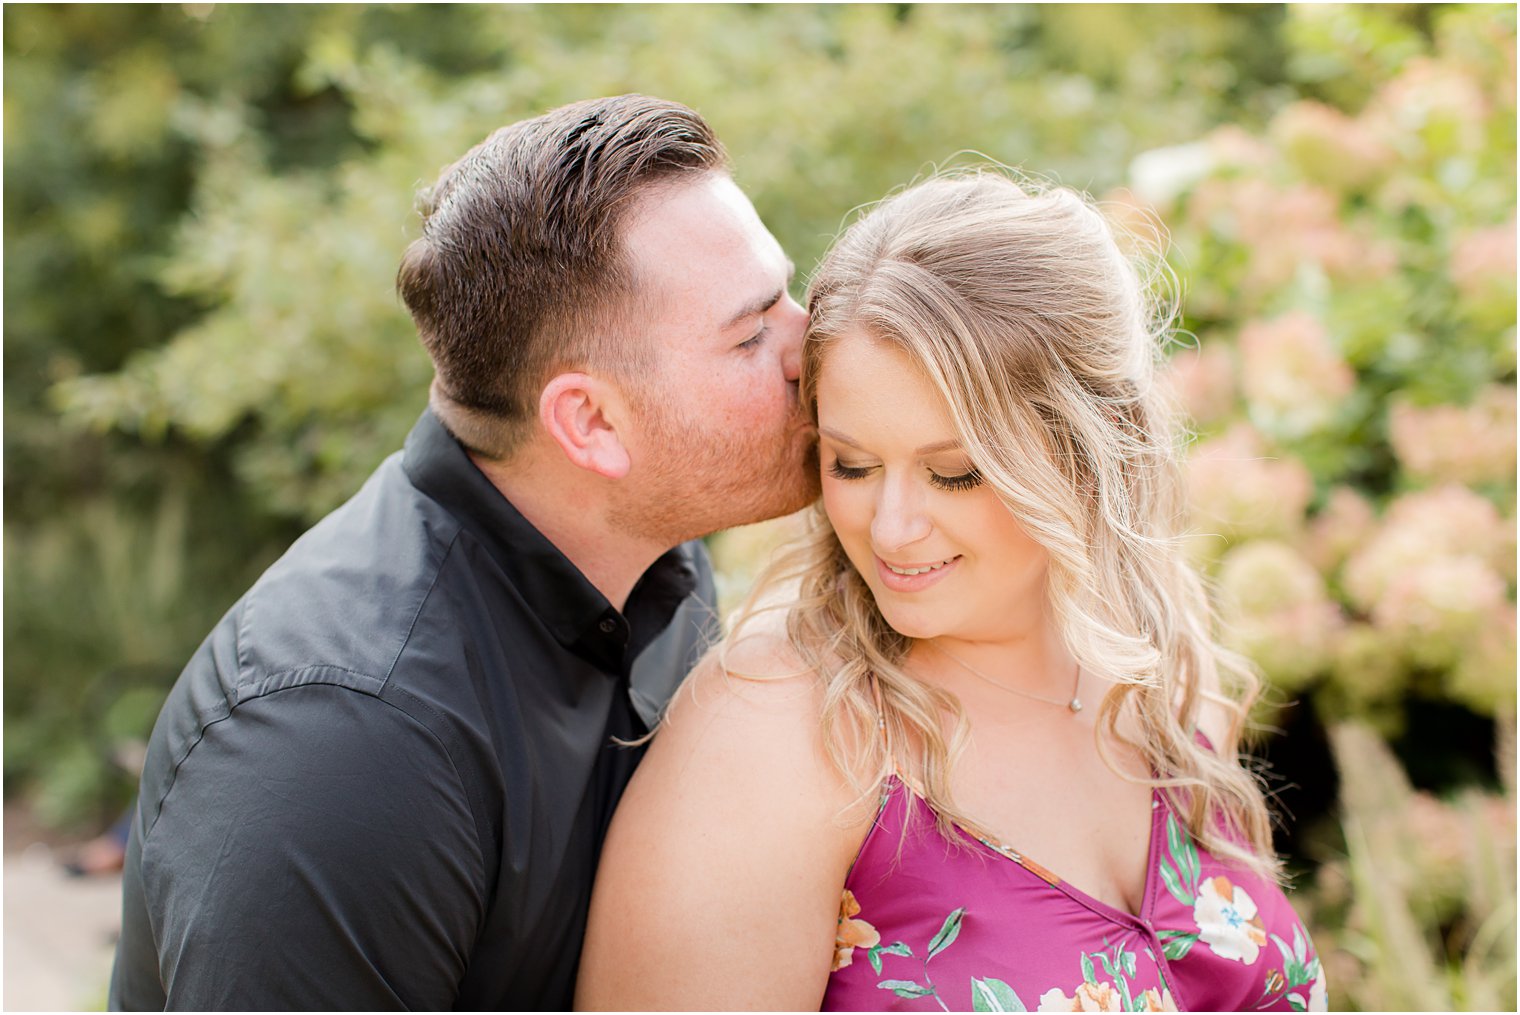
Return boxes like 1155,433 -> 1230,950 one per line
778,296 -> 807,384
870,474 -> 932,552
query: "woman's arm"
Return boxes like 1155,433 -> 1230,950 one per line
576,635 -> 874,1011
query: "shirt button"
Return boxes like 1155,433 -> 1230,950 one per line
599,618 -> 617,633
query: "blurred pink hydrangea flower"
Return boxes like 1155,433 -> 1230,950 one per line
1238,311 -> 1356,439
1271,100 -> 1395,193
1305,487 -> 1377,576
1364,57 -> 1491,161
1389,385 -> 1518,488
1160,342 -> 1237,428
1207,124 -> 1277,171
1186,424 -> 1313,543
1342,486 -> 1512,674
1217,540 -> 1343,691
1185,179 -> 1392,301
1343,484 -> 1510,612
1451,218 -> 1519,299
1450,218 -> 1518,334
1372,555 -> 1507,669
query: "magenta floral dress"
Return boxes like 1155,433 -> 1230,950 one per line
822,778 -> 1327,1012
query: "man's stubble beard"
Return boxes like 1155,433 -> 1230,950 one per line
610,401 -> 820,547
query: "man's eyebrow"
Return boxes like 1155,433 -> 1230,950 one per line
819,428 -> 962,456
719,260 -> 797,331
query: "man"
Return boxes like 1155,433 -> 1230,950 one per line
109,94 -> 816,1010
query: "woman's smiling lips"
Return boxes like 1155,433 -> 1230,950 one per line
874,554 -> 962,593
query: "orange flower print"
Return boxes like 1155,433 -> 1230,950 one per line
1036,981 -> 1123,1011
1194,875 -> 1268,964
1139,986 -> 1179,1011
1037,981 -> 1176,1012
832,889 -> 880,971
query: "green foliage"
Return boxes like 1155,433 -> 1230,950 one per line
43,3 -> 1301,523
3,471 -> 294,827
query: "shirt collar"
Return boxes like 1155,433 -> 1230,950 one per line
400,409 -> 698,671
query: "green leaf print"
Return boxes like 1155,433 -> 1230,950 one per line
1121,949 -> 1137,978
1165,814 -> 1200,895
1094,946 -> 1134,1013
869,945 -> 883,975
1269,928 -> 1322,1004
878,979 -> 936,999
882,941 -> 914,958
927,908 -> 965,960
1157,856 -> 1192,908
1157,930 -> 1197,961
1080,952 -> 1097,985
970,977 -> 1027,1012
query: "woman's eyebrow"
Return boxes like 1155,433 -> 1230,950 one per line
819,428 -> 961,456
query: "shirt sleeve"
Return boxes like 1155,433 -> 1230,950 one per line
137,682 -> 485,1010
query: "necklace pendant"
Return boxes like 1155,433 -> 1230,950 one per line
1068,697 -> 1083,713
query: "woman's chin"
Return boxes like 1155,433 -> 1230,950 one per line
879,610 -> 945,643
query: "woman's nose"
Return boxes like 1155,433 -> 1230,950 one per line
870,475 -> 932,553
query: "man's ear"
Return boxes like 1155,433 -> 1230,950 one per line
538,373 -> 631,480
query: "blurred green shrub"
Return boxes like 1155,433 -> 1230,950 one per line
46,3 -> 1297,523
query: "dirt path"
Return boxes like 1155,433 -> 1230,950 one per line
4,806 -> 122,1011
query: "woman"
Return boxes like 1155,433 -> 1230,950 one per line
577,170 -> 1326,1012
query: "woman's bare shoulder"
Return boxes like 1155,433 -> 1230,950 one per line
652,614 -> 854,793
578,614 -> 874,1010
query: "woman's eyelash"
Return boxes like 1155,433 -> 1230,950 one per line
929,470 -> 982,492
827,459 -> 983,492
828,460 -> 871,481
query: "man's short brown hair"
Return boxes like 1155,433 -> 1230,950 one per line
396,94 -> 728,457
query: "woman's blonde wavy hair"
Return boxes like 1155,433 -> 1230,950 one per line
725,167 -> 1280,880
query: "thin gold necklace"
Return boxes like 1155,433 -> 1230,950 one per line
930,643 -> 1084,713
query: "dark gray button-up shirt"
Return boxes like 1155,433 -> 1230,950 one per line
110,409 -> 718,1010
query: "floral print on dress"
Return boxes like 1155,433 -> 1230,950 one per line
821,782 -> 1328,1012
1033,944 -> 1179,1013
1195,875 -> 1267,963
868,906 -> 967,1010
833,889 -> 880,971
1253,926 -> 1328,1012
1154,812 -> 1327,1011
1036,982 -> 1177,1012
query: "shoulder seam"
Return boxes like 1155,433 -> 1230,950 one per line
142,678 -> 472,858
380,527 -> 463,691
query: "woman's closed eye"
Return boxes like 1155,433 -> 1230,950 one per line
827,459 -> 872,481
929,468 -> 982,492
826,458 -> 983,492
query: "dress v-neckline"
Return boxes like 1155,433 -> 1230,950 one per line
896,777 -> 1165,927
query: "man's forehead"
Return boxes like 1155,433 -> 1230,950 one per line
621,174 -> 790,311
623,174 -> 764,252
